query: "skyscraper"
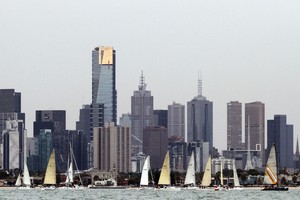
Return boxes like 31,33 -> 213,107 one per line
267,115 -> 294,168
168,102 -> 185,140
131,72 -> 154,155
245,102 -> 265,165
187,78 -> 213,154
33,110 -> 66,137
153,110 -> 168,128
143,126 -> 168,169
93,123 -> 131,173
92,46 -> 117,125
227,101 -> 242,150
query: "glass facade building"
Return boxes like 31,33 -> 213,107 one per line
92,46 -> 117,125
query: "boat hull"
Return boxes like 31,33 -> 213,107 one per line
262,187 -> 288,191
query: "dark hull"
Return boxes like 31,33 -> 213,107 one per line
262,187 -> 288,191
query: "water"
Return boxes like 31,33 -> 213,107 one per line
0,188 -> 300,200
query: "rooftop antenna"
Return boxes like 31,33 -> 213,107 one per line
198,70 -> 202,97
138,71 -> 147,91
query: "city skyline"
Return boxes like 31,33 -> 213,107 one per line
1,1 -> 300,152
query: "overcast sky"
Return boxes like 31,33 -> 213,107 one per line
1,0 -> 300,151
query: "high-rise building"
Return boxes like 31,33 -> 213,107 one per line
245,102 -> 265,165
92,46 -> 117,125
93,123 -> 131,173
119,113 -> 132,128
33,110 -> 66,137
37,129 -> 53,172
267,115 -> 294,168
187,78 -> 213,155
131,72 -> 154,154
2,120 -> 26,170
227,101 -> 242,150
168,102 -> 185,140
143,126 -> 168,169
0,89 -> 25,143
153,110 -> 168,128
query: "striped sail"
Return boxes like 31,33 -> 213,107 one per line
158,151 -> 170,185
263,144 -> 277,185
232,160 -> 240,187
140,156 -> 150,186
201,156 -> 211,187
44,149 -> 56,185
184,151 -> 195,185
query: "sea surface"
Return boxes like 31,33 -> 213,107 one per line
0,187 -> 299,200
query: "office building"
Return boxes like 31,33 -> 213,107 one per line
153,110 -> 168,128
131,72 -> 154,154
245,102 -> 265,165
267,115 -> 294,168
33,110 -> 66,137
187,78 -> 213,154
168,138 -> 188,171
2,120 -> 26,170
0,89 -> 25,143
119,113 -> 131,128
227,101 -> 242,150
92,46 -> 117,125
143,126 -> 168,169
168,102 -> 185,140
93,123 -> 131,173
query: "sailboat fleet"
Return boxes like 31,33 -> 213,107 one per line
15,146 -> 289,192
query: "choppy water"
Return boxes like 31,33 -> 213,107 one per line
0,187 -> 300,200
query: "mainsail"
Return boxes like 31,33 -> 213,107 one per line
220,158 -> 224,186
263,144 -> 277,185
23,163 -> 31,186
184,151 -> 195,186
65,160 -> 74,184
201,156 -> 211,187
44,149 -> 56,185
232,160 -> 240,187
140,156 -> 150,186
158,151 -> 170,185
15,174 -> 22,186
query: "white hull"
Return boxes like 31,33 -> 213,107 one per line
157,186 -> 181,191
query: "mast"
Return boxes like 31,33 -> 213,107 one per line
245,116 -> 253,170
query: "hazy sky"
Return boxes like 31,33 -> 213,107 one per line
1,0 -> 300,151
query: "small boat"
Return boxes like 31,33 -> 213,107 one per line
59,144 -> 85,190
261,144 -> 288,191
228,160 -> 243,190
42,149 -> 57,190
183,151 -> 198,190
157,151 -> 181,191
214,157 -> 227,191
16,160 -> 32,189
139,156 -> 155,190
200,156 -> 212,189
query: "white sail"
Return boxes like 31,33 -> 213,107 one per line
263,144 -> 277,185
220,158 -> 224,186
65,161 -> 73,184
201,156 -> 211,187
232,160 -> 240,187
15,174 -> 22,186
140,156 -> 150,186
23,163 -> 31,186
184,151 -> 195,186
158,151 -> 171,185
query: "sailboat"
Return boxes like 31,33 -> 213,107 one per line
16,161 -> 32,189
214,157 -> 226,191
139,156 -> 154,189
262,144 -> 288,191
59,143 -> 85,190
184,151 -> 198,189
229,160 -> 243,190
157,151 -> 181,191
200,156 -> 211,188
43,149 -> 56,190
